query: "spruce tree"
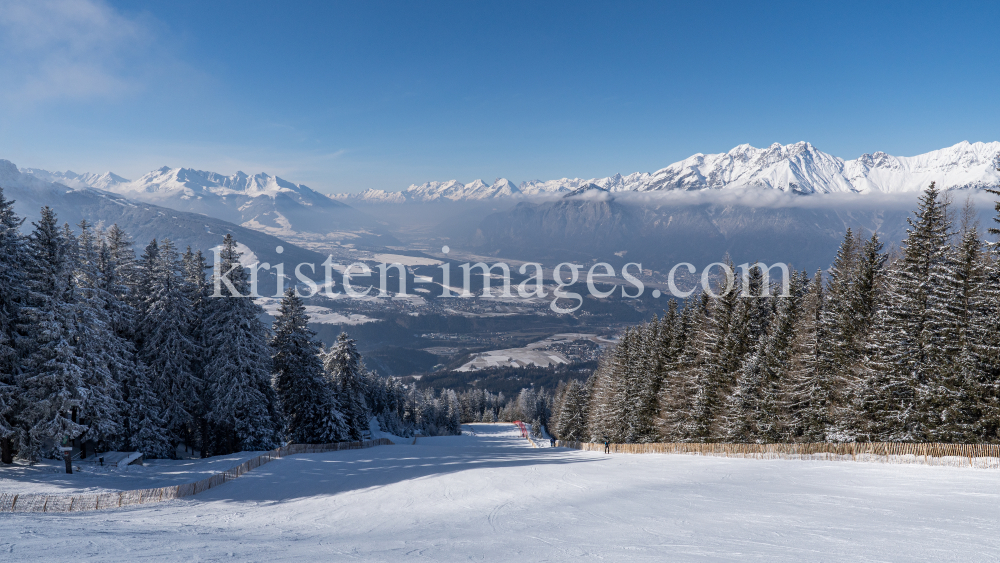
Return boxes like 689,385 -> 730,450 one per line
127,363 -> 173,458
975,195 -> 1000,442
605,327 -> 638,442
203,234 -> 281,453
608,324 -> 659,443
103,224 -> 142,337
716,263 -> 772,441
782,270 -> 828,441
554,379 -> 588,441
323,333 -> 370,441
867,184 -> 951,440
0,188 -> 26,463
584,356 -> 614,442
833,232 -> 888,438
139,238 -> 201,450
725,271 -> 805,443
820,229 -> 860,379
928,202 -> 987,441
73,220 -> 126,451
272,289 -> 347,443
658,296 -> 703,441
692,262 -> 741,441
182,246 -> 212,455
18,207 -> 87,459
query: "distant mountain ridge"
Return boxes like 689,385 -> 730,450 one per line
21,168 -> 130,191
0,159 -> 323,296
24,141 -> 1000,208
18,164 -> 393,246
339,140 -> 1000,203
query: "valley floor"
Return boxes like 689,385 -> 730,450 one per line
1,424 -> 998,562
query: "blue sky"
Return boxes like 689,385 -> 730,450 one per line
1,0 -> 998,193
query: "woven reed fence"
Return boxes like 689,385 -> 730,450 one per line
555,440 -> 1000,469
0,438 -> 394,514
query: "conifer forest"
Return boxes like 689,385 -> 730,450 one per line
547,184 -> 1000,445
0,189 -> 466,464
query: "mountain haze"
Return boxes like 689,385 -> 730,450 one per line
471,187 -> 919,274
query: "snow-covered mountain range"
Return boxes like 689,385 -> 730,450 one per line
333,178 -> 522,203
20,168 -> 130,191
338,141 -> 1000,203
0,159 -> 325,295
17,165 -> 391,244
22,141 -> 1000,211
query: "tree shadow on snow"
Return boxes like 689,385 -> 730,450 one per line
185,427 -> 602,504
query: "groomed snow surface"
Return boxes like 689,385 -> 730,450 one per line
2,424 -> 998,561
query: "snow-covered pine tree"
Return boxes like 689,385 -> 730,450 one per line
652,303 -> 681,402
725,271 -> 805,443
366,373 -> 409,437
127,362 -> 173,458
72,220 -> 126,451
0,187 -> 26,463
203,234 -> 281,454
849,234 -> 889,343
781,270 -> 827,441
867,184 -> 952,440
584,356 -> 614,442
715,263 -> 772,441
592,319 -> 663,444
444,389 -> 462,435
820,229 -> 860,370
103,225 -> 137,287
419,389 -> 438,434
516,387 -> 538,422
657,296 -> 704,442
694,259 -> 746,441
17,207 -> 87,460
181,246 -> 211,454
554,379 -> 588,441
926,201 -> 986,441
853,301 -> 907,442
375,373 -> 411,436
103,225 -> 141,336
322,332 -> 370,441
548,381 -> 567,437
605,327 -> 638,442
817,229 -> 864,433
831,232 -> 889,438
631,307 -> 681,443
632,315 -> 667,443
403,384 -> 420,427
272,288 -> 347,444
135,239 -> 159,327
138,238 -> 201,452
99,224 -> 161,451
974,188 -> 1000,441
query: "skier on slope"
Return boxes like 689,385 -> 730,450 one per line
604,438 -> 610,454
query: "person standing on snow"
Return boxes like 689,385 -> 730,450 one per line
604,438 -> 610,454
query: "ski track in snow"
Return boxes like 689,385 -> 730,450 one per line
1,424 -> 999,561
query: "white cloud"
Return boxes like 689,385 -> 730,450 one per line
0,0 -> 157,101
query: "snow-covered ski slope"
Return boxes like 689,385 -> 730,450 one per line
2,424 -> 998,561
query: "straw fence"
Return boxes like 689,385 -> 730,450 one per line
555,440 -> 1000,469
0,438 -> 394,514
